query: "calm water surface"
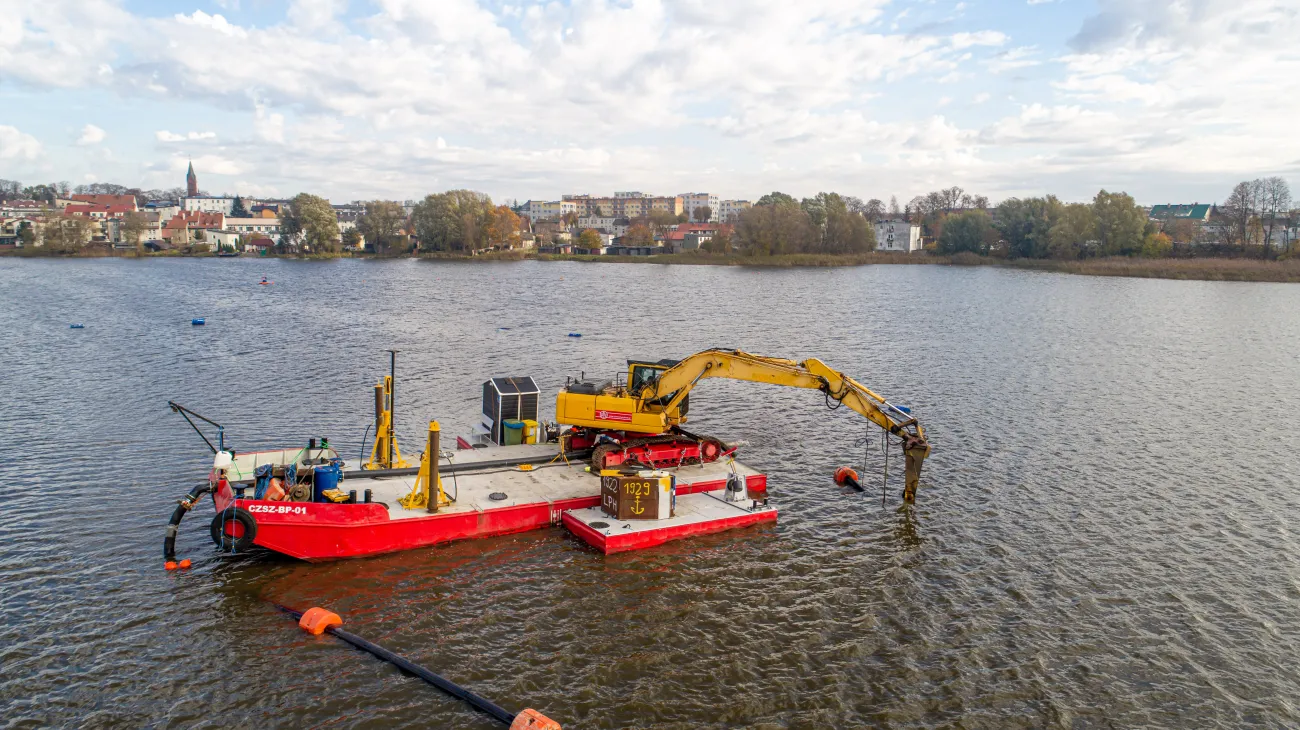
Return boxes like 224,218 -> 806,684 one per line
1,258 -> 1298,729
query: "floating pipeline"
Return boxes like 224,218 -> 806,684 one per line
164,482 -> 212,569
278,605 -> 561,730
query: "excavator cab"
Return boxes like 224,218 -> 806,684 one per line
627,359 -> 688,416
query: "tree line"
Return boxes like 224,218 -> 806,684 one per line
733,192 -> 876,255
0,180 -> 207,206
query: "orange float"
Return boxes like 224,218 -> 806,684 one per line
298,607 -> 343,635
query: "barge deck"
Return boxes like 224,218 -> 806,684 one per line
220,443 -> 769,561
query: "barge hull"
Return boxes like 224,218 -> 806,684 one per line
224,449 -> 767,560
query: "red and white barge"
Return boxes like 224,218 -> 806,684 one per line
198,443 -> 771,562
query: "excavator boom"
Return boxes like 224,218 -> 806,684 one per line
641,349 -> 931,500
556,349 -> 932,501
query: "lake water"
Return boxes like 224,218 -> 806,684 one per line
2,257 -> 1298,728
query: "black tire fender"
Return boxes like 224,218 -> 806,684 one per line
210,507 -> 258,552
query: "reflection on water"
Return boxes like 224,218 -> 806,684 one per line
1,257 -> 1299,728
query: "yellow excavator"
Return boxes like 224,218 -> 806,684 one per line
556,349 -> 931,500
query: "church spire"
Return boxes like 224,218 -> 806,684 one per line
186,160 -> 198,197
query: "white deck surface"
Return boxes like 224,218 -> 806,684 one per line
338,444 -> 761,521
565,488 -> 775,538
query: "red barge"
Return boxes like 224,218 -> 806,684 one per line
163,349 -> 929,566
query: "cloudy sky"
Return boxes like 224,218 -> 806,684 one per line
2,0 -> 1297,205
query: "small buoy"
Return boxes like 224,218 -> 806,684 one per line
567,333 -> 582,338
164,561 -> 178,571
834,466 -> 863,491
192,318 -> 205,326
69,323 -> 85,329
298,607 -> 343,636
178,559 -> 192,569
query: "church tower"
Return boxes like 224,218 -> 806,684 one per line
186,161 -> 198,197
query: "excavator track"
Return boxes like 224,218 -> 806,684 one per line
590,433 -> 727,471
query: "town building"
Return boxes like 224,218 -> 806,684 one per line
874,219 -> 922,253
1148,203 -> 1212,222
107,212 -> 162,247
206,229 -> 241,252
70,194 -> 138,211
183,196 -> 237,215
522,200 -> 563,222
718,199 -> 751,222
680,193 -> 720,222
224,217 -> 281,237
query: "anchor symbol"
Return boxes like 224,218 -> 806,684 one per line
631,497 -> 644,515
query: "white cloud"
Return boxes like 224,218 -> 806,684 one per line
173,10 -> 246,38
0,126 -> 42,159
0,0 -> 1296,203
951,31 -> 1007,50
156,130 -> 217,142
77,124 -> 107,145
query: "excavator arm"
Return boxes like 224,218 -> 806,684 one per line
641,349 -> 932,501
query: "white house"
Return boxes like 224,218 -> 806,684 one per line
225,217 -> 282,236
206,229 -> 241,252
183,196 -> 236,215
874,218 -> 922,252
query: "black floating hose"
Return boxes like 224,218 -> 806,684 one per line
164,483 -> 212,564
276,605 -> 516,726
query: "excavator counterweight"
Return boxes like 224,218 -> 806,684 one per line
556,349 -> 931,501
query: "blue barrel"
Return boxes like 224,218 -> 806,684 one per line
313,463 -> 341,502
192,318 -> 206,326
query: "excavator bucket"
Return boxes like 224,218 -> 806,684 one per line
902,436 -> 930,503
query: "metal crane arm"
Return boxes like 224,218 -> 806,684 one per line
643,349 -> 932,499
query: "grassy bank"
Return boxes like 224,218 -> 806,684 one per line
540,250 -> 1300,282
988,255 -> 1300,283
536,251 -> 936,267
9,246 -> 1298,282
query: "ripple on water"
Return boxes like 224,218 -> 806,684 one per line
0,258 -> 1298,727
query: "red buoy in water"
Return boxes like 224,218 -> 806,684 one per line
834,466 -> 863,491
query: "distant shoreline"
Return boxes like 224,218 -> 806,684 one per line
5,248 -> 1299,283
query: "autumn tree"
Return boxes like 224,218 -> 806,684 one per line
937,210 -> 995,255
486,205 -> 522,248
734,198 -> 816,255
862,198 -> 886,221
995,196 -> 1063,259
411,190 -> 495,252
1259,177 -> 1291,256
1222,181 -> 1256,251
803,192 -> 874,253
577,229 -> 602,249
645,210 -> 679,240
755,191 -> 797,208
357,200 -> 407,254
283,193 -> 340,252
693,205 -> 712,223
705,227 -> 732,254
623,224 -> 654,247
1048,203 -> 1097,259
45,215 -> 93,252
122,212 -> 150,251
342,228 -> 362,249
1092,190 -> 1149,256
